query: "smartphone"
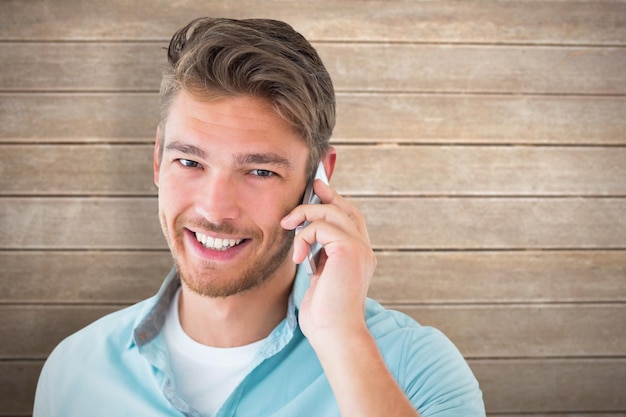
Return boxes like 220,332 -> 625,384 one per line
295,162 -> 328,275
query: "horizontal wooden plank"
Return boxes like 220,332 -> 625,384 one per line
1,93 -> 624,144
0,144 -> 157,196
319,44 -> 626,95
0,305 -> 121,359
3,144 -> 625,196
0,306 -> 118,360
487,414 -> 626,417
2,250 -> 624,304
473,358 -> 626,413
402,304 -> 626,358
1,304 -> 624,359
358,197 -> 626,250
335,94 -> 626,144
369,251 -> 626,304
0,42 -> 166,92
0,197 -> 162,250
1,0 -> 624,45
335,146 -> 626,196
2,43 -> 624,95
0,251 -> 170,304
1,197 -> 624,250
0,93 -> 159,141
0,361 -> 41,416
488,414 -> 626,417
2,359 -> 625,415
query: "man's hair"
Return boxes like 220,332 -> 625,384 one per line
159,17 -> 336,176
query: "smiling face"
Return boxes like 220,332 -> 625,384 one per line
154,91 -> 310,298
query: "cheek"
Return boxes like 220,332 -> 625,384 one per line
250,191 -> 300,223
157,176 -> 190,219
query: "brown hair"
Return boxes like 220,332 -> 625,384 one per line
158,17 -> 336,176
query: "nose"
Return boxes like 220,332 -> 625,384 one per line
194,172 -> 241,222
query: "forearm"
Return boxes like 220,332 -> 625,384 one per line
313,326 -> 420,417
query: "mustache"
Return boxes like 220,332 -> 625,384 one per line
189,219 -> 240,235
176,216 -> 262,239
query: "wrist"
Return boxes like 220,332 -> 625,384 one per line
307,322 -> 375,364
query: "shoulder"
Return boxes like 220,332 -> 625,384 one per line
41,297 -> 152,374
364,298 -> 462,363
364,297 -> 428,338
364,298 -> 485,416
33,299 -> 165,416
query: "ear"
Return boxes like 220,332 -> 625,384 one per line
322,146 -> 337,181
153,128 -> 161,187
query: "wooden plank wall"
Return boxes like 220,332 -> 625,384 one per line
1,1 -> 625,415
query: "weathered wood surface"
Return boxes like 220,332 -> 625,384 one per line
2,251 -> 624,304
2,304 -> 624,359
369,251 -> 626,304
1,0 -> 624,44
471,359 -> 626,413
2,43 -> 625,95
2,93 -> 624,144
3,144 -> 626,196
0,306 -> 120,359
408,304 -> 626,357
0,361 -> 41,416
1,197 -> 624,250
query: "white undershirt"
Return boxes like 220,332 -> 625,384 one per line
163,289 -> 265,416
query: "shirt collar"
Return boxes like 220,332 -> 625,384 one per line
130,264 -> 311,349
131,267 -> 180,349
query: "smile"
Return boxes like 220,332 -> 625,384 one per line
194,232 -> 244,251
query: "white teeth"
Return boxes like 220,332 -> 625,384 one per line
194,232 -> 242,251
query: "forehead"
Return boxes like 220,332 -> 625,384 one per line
164,91 -> 302,145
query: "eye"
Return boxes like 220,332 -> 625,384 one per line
177,159 -> 202,168
249,169 -> 276,178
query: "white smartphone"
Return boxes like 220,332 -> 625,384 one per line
295,162 -> 328,275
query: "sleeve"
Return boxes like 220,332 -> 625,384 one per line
33,337 -> 71,417
400,326 -> 486,417
32,350 -> 55,417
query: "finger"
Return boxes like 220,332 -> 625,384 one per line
312,180 -> 372,243
283,202 -> 363,244
283,181 -> 369,238
292,216 -> 366,263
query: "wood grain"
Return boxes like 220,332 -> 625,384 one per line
0,361 -> 41,416
1,0 -> 624,44
356,198 -> 626,250
2,250 -> 624,304
2,43 -> 624,95
403,304 -> 626,358
369,250 -> 626,304
0,251 -> 170,303
2,304 -> 624,359
3,144 -> 625,196
0,305 -> 121,359
1,197 -> 624,250
472,358 -> 626,413
2,93 -> 624,144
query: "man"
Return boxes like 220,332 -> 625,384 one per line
34,17 -> 485,416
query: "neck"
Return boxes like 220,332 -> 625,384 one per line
177,265 -> 295,348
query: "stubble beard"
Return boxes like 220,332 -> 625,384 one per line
161,213 -> 295,298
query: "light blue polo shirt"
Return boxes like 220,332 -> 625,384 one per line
34,266 -> 485,416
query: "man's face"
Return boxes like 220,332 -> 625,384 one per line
154,91 -> 310,298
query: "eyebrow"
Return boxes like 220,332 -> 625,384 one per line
165,141 -> 207,159
165,140 -> 294,170
234,152 -> 295,170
